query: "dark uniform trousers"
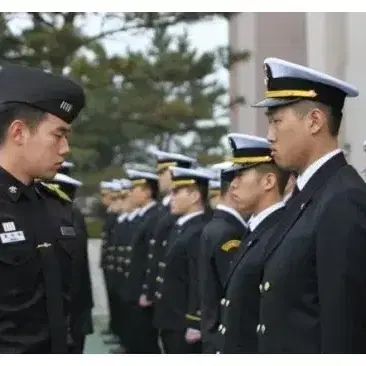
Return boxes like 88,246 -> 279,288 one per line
122,203 -> 161,353
217,208 -> 284,353
100,211 -> 119,335
258,153 -> 366,353
154,213 -> 209,354
0,168 -> 86,353
199,208 -> 247,353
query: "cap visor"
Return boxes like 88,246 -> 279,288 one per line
252,98 -> 301,108
222,163 -> 262,182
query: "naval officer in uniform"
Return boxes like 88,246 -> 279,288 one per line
140,151 -> 196,308
0,63 -> 85,353
153,166 -> 214,353
215,133 -> 289,353
199,160 -> 248,353
253,57 -> 366,353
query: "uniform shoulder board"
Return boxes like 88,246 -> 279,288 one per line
221,239 -> 241,252
39,182 -> 72,202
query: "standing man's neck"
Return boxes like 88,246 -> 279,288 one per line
252,193 -> 282,216
298,139 -> 339,175
0,153 -> 33,186
185,203 -> 204,216
140,197 -> 155,207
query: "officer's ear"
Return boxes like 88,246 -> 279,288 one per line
188,186 -> 201,205
261,171 -> 277,192
8,119 -> 30,145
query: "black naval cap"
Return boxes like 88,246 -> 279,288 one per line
0,64 -> 85,123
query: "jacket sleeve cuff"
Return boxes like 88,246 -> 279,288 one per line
185,311 -> 201,330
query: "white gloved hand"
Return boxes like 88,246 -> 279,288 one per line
139,294 -> 152,307
185,328 -> 201,343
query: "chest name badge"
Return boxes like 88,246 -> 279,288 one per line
0,230 -> 26,244
60,226 -> 76,237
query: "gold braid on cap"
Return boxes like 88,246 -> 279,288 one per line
265,90 -> 317,98
232,156 -> 272,164
172,179 -> 196,188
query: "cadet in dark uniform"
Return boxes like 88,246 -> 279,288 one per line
153,167 -> 214,353
99,180 -> 123,343
116,202 -> 141,352
214,133 -> 289,353
0,64 -> 85,353
252,57 -> 366,353
140,151 -> 196,313
199,162 -> 248,353
122,169 -> 161,353
104,179 -> 136,354
49,171 -> 94,353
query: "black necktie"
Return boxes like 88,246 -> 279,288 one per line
284,184 -> 300,206
291,184 -> 300,198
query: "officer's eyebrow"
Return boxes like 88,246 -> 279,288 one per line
55,125 -> 71,135
265,107 -> 283,120
265,108 -> 279,117
265,110 -> 273,117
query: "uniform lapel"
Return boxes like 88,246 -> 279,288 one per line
224,208 -> 284,289
263,153 -> 347,263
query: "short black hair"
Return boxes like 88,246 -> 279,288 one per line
0,102 -> 47,144
173,183 -> 209,206
142,181 -> 159,201
292,100 -> 342,137
255,163 -> 290,195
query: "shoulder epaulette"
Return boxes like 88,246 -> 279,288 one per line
40,182 -> 72,202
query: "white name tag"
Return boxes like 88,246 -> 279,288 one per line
0,230 -> 26,244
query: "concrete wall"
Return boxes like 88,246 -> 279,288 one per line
229,12 -> 307,137
344,13 -> 366,176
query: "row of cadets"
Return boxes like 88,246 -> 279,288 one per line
152,165 -> 216,353
111,179 -> 143,353
100,178 -> 137,353
118,169 -> 162,354
99,179 -> 128,340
